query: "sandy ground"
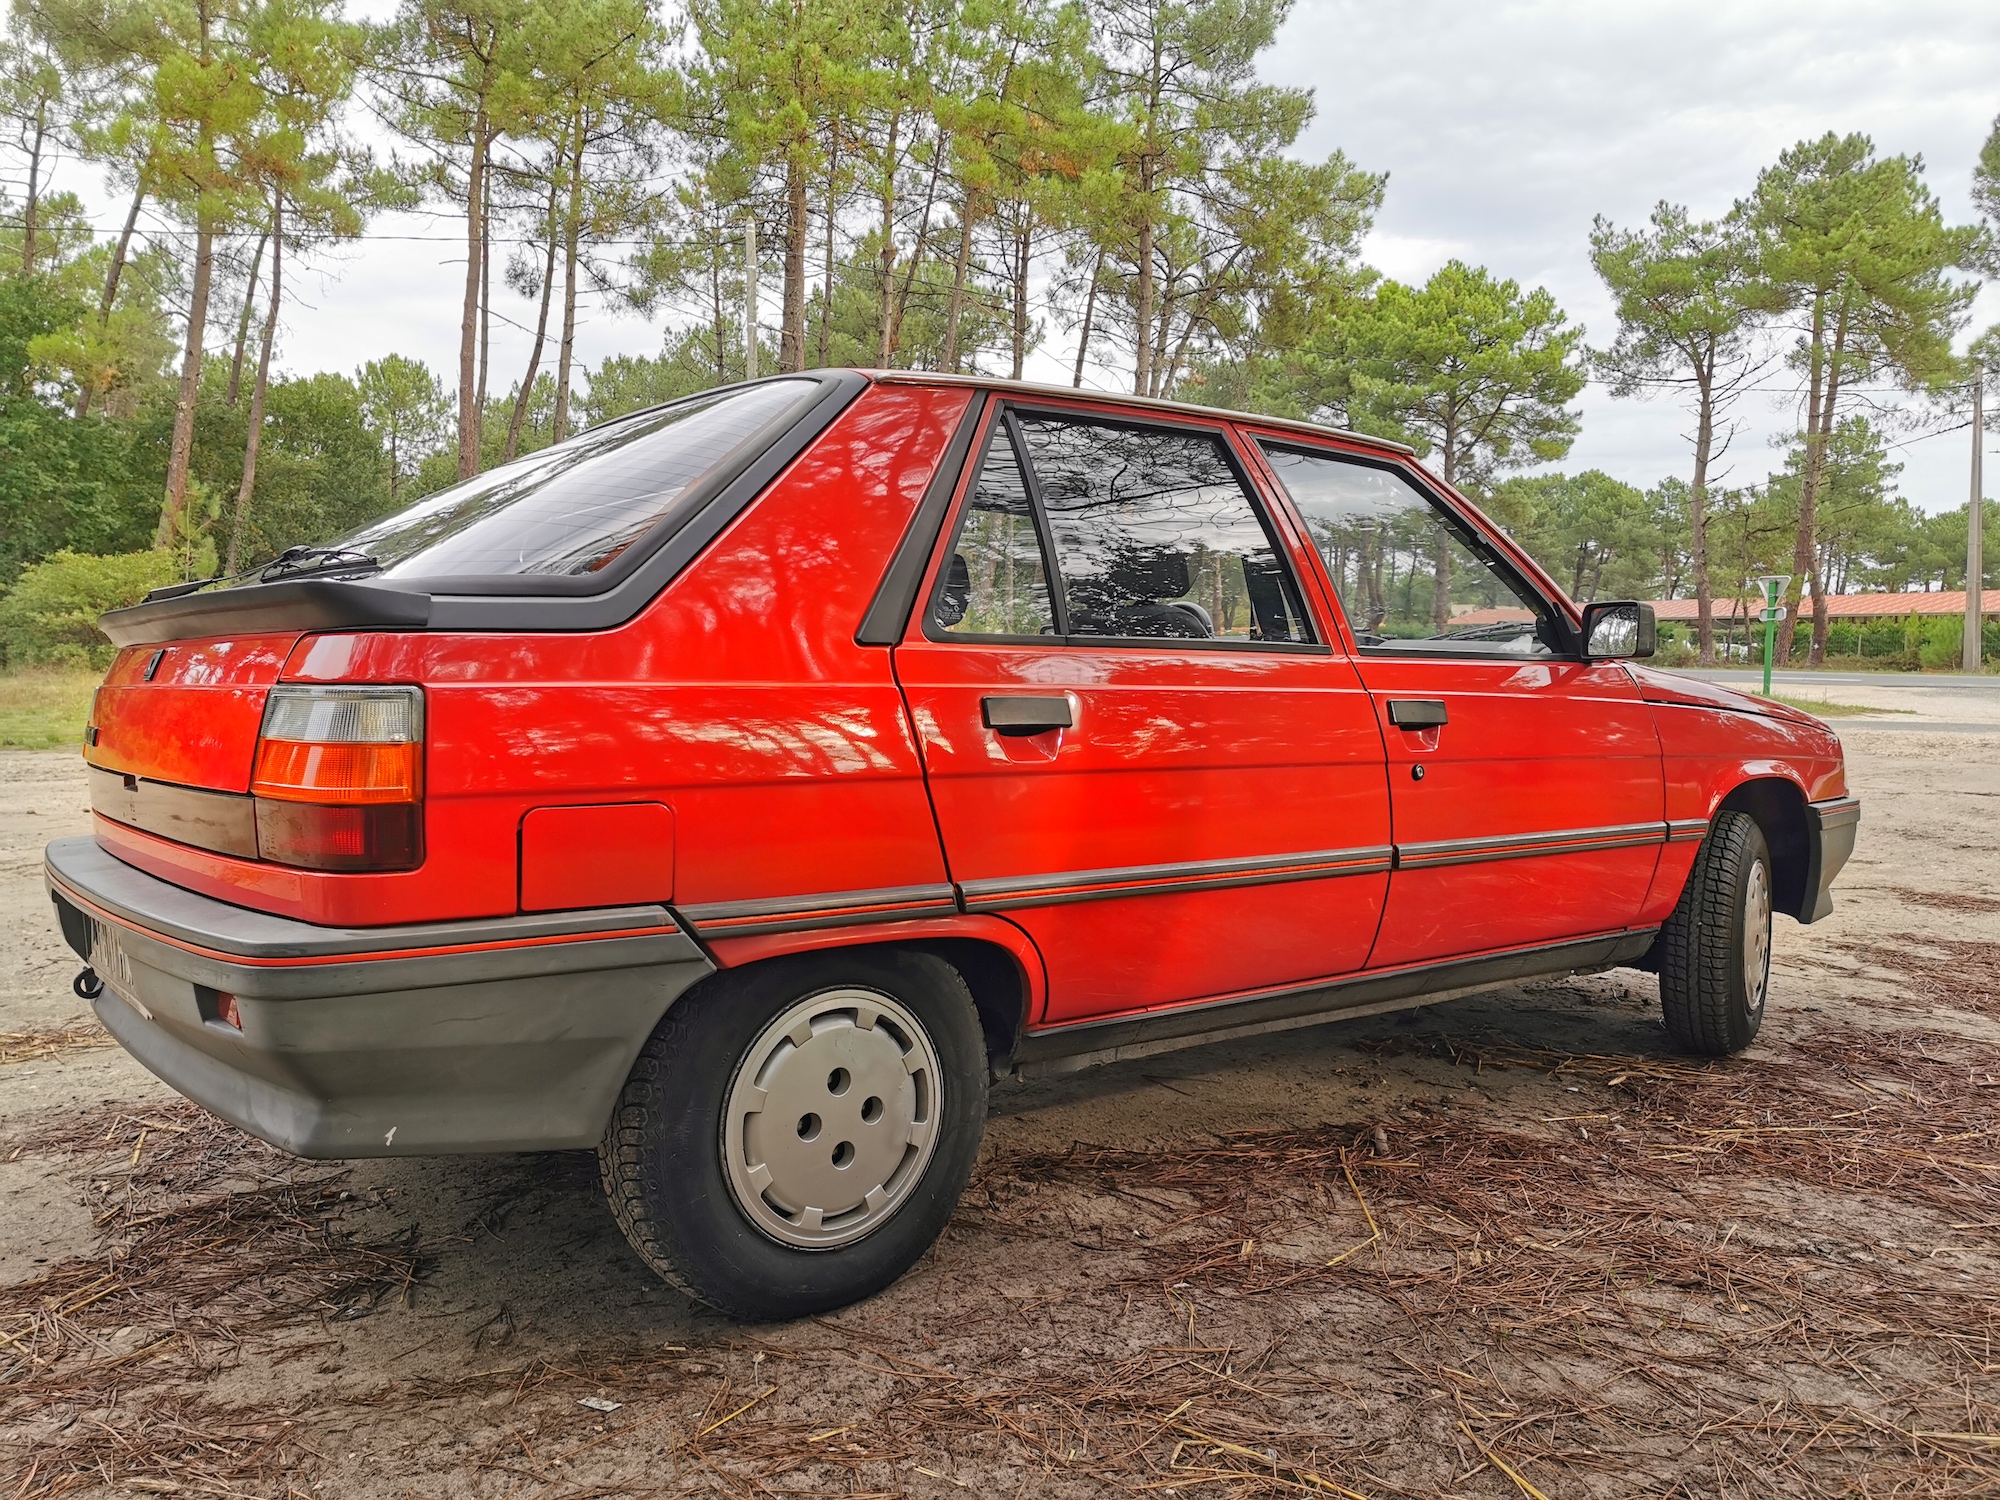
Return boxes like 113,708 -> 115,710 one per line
3,720 -> 1999,1498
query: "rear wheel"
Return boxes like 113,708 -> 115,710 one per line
1658,810 -> 1772,1056
599,949 -> 986,1320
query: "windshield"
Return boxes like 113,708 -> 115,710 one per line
298,380 -> 815,584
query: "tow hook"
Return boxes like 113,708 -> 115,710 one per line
73,968 -> 104,1000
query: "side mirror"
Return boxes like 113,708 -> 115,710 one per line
1580,600 -> 1656,660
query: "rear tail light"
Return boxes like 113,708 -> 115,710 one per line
252,686 -> 424,871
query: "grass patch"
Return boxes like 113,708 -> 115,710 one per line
1767,693 -> 1913,718
0,667 -> 99,749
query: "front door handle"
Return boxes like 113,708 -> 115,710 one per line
1387,699 -> 1448,730
982,695 -> 1074,737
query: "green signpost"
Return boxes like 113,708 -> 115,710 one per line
1755,575 -> 1791,698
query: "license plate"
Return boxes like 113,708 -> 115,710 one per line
90,921 -> 153,1020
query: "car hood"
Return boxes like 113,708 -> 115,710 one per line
1625,664 -> 1825,728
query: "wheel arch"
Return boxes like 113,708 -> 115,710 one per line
1716,775 -> 1813,921
700,917 -> 1042,1072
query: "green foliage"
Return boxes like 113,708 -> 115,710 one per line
356,354 -> 450,503
1487,470 -> 1664,602
0,273 -> 156,579
0,548 -> 175,666
1322,261 -> 1585,489
1972,112 -> 1999,244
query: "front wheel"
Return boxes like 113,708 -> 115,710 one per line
599,949 -> 987,1320
1657,810 -> 1773,1056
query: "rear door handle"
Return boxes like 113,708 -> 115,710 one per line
1387,699 -> 1448,730
982,695 -> 1074,737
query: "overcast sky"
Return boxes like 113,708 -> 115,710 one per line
1261,0 -> 2000,512
56,0 -> 2000,513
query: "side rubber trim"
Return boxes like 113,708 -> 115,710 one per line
959,846 -> 1393,912
1009,929 -> 1658,1076
1394,821 -> 1667,871
679,884 -> 959,939
1666,818 -> 1709,843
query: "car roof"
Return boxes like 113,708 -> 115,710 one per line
864,370 -> 1418,459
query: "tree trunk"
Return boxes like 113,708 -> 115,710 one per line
888,146 -> 943,367
158,217 -> 216,550
1072,249 -> 1101,388
77,187 -> 146,418
477,164 -> 492,427
710,222 -> 728,383
1432,412 -> 1456,629
816,137 -> 840,369
227,197 -> 282,576
876,113 -> 901,368
1777,292 -> 1827,663
1010,222 -> 1030,380
21,103 -> 46,273
942,205 -> 974,373
226,232 -> 269,407
456,116 -> 490,479
1805,307 -> 1851,668
1690,355 -> 1716,665
551,127 -> 586,445
781,152 -> 809,373
505,177 -> 561,464
1132,212 -> 1154,397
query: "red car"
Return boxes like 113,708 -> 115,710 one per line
47,372 -> 1857,1319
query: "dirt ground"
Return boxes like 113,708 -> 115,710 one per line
4,721 -> 1999,1499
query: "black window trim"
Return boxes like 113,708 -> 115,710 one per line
101,370 -> 871,648
856,390 -> 991,645
919,401 -> 1328,655
1252,437 -> 1585,663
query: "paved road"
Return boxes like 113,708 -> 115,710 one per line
1668,667 -> 2000,733
1675,668 -> 2000,696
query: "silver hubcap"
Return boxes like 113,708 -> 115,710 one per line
1742,854 -> 1772,1011
722,987 -> 942,1250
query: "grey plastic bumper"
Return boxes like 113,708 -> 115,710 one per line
44,837 -> 715,1159
1802,796 -> 1860,924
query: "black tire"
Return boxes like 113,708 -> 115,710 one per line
1657,810 -> 1773,1056
598,948 -> 987,1320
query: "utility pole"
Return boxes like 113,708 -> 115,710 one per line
744,218 -> 759,381
1966,376 -> 1985,673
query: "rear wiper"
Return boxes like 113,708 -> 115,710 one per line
134,546 -> 382,605
258,546 -> 382,583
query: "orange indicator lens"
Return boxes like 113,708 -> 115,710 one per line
252,739 -> 421,805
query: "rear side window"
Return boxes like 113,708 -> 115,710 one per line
1259,443 -> 1561,657
933,413 -> 1312,646
934,426 -> 1057,636
328,380 -> 816,582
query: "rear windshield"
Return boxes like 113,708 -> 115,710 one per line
320,380 -> 816,583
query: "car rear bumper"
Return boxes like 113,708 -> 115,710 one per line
1803,796 -> 1860,923
44,837 -> 715,1159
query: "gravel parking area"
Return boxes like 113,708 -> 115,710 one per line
4,724 -> 1998,1498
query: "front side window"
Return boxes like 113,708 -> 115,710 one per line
314,379 -> 816,582
932,413 -> 1311,646
1259,444 -> 1562,657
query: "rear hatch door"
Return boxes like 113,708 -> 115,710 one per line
88,635 -> 301,793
